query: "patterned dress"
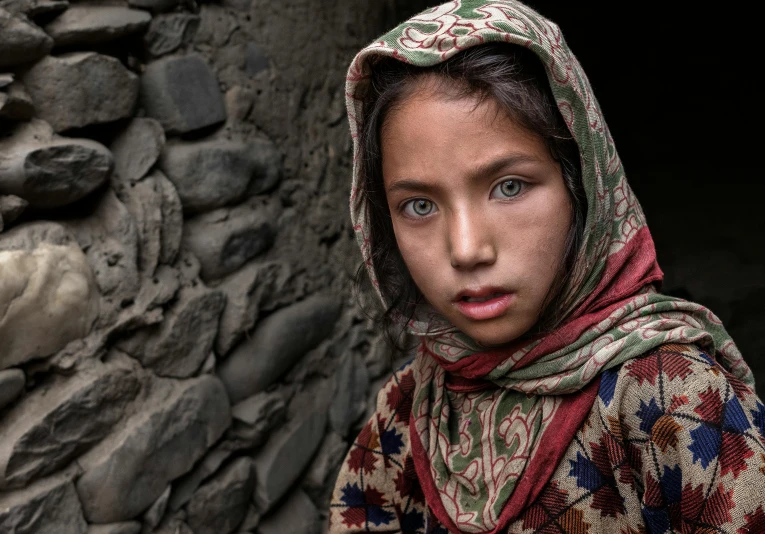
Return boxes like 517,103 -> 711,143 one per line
329,344 -> 765,533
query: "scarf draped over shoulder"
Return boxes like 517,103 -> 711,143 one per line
345,1 -> 752,532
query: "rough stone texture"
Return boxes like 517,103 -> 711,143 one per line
301,431 -> 348,511
0,7 -> 53,69
0,475 -> 88,534
75,374 -> 232,523
160,136 -> 280,214
116,173 -> 164,276
0,195 -> 27,228
127,0 -> 177,14
0,119 -> 113,208
144,13 -> 199,58
44,6 -> 151,47
218,293 -> 341,403
182,197 -> 278,282
110,118 -> 166,185
0,0 -> 66,17
329,351 -> 369,437
117,283 -> 225,378
22,53 -> 139,132
214,260 -> 291,355
64,189 -> 140,329
87,522 -> 141,534
0,81 -> 34,120
252,410 -> 327,513
142,484 -> 170,531
185,457 -> 256,534
0,241 -> 99,370
141,54 -> 226,135
229,390 -> 285,446
257,488 -> 319,534
238,505 -> 261,533
245,43 -> 269,76
0,360 -> 140,489
0,368 -> 25,410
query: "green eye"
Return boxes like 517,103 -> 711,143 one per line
404,199 -> 435,217
493,179 -> 522,198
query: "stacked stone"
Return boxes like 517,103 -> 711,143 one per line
1,1 -> 390,532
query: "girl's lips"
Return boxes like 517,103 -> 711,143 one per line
455,293 -> 513,320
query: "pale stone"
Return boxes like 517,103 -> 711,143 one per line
0,368 -> 25,410
0,475 -> 88,534
181,198 -> 278,282
0,7 -> 53,69
156,170 -> 183,265
218,293 -> 341,403
110,118 -> 166,185
144,13 -> 199,57
22,53 -> 138,132
0,360 -> 140,489
115,173 -> 163,276
116,283 -> 225,378
252,410 -> 327,512
44,6 -> 151,47
257,489 -> 319,534
0,242 -> 98,370
141,54 -> 225,135
75,374 -> 231,523
185,457 -> 256,534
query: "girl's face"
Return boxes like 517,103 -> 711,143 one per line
381,86 -> 573,347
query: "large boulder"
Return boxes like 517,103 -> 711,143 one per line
0,359 -> 141,489
22,53 -> 139,132
75,373 -> 231,523
218,293 -> 341,403
0,239 -> 99,370
141,54 -> 226,135
0,7 -> 52,69
44,6 -> 151,47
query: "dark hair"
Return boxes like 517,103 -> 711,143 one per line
354,43 -> 586,352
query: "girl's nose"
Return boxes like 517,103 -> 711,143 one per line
448,209 -> 497,270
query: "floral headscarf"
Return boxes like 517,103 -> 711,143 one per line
345,1 -> 752,532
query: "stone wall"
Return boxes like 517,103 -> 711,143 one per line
0,1 -> 422,532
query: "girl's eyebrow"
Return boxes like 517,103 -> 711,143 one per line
385,153 -> 542,195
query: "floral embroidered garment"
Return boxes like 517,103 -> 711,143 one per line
330,344 -> 765,533
335,0 -> 760,532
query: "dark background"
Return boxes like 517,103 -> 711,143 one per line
391,1 -> 764,390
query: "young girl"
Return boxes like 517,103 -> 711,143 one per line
330,1 -> 765,532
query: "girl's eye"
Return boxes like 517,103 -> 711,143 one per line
491,179 -> 523,199
402,198 -> 436,217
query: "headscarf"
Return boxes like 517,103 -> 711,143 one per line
345,1 -> 753,532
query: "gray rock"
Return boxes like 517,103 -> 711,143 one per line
245,42 -> 269,76
229,390 -> 285,446
0,368 -> 25,410
156,170 -> 183,265
218,293 -> 341,403
301,432 -> 347,511
0,195 -> 27,228
22,53 -> 138,132
0,120 -> 113,208
0,360 -> 140,489
0,0 -> 66,17
127,0 -> 177,14
64,189 -> 140,329
160,137 -> 279,214
0,241 -> 99,370
182,198 -> 277,282
75,374 -> 231,523
0,475 -> 88,533
0,219 -> 75,251
116,283 -> 225,378
0,81 -> 34,120
143,484 -> 170,531
44,6 -> 150,47
144,13 -> 199,58
0,7 -> 53,69
214,261 -> 291,356
253,410 -> 326,512
152,518 -> 193,534
110,118 -> 166,185
0,73 -> 12,87
141,54 -> 226,135
238,505 -> 261,533
257,489 -> 319,534
115,173 -> 164,276
87,522 -> 141,534
329,351 -> 370,437
185,458 -> 256,534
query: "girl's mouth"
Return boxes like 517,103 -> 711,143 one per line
455,292 -> 513,320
